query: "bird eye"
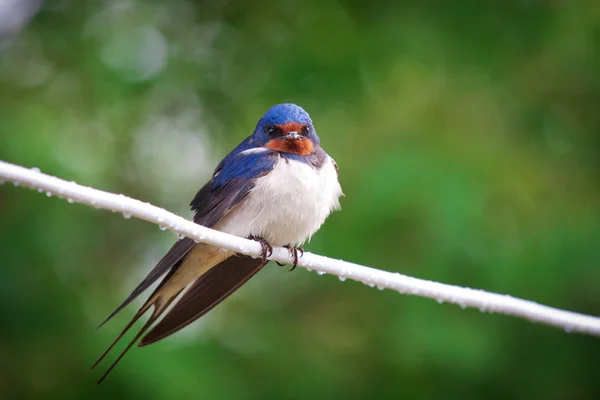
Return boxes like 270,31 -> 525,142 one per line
302,125 -> 310,135
267,126 -> 281,136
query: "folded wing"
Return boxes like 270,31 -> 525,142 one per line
140,255 -> 265,346
94,148 -> 278,382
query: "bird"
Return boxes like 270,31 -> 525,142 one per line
92,103 -> 343,383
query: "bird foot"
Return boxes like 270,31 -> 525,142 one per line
275,245 -> 304,271
249,235 -> 273,264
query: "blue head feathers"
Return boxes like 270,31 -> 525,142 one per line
258,103 -> 312,126
252,103 -> 320,146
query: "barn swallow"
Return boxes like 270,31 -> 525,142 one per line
92,103 -> 343,382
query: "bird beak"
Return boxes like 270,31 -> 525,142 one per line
282,132 -> 301,140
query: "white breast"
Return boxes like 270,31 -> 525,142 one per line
215,155 -> 342,246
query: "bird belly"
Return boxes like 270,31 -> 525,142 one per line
214,156 -> 342,246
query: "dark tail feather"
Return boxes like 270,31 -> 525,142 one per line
95,288 -> 183,384
140,255 -> 265,347
97,238 -> 195,329
91,302 -> 152,371
93,266 -> 183,383
95,312 -> 153,383
94,254 -> 264,382
97,301 -> 158,384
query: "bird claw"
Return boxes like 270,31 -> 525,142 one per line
249,235 -> 273,264
284,245 -> 304,271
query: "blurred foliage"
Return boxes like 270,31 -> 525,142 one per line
1,0 -> 600,399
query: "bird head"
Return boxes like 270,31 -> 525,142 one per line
252,103 -> 319,156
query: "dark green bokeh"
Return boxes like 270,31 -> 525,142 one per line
1,1 -> 599,399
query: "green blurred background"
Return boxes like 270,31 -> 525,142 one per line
1,0 -> 599,398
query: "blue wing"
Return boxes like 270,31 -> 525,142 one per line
191,146 -> 278,226
99,145 -> 278,327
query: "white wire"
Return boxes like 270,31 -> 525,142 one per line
1,159 -> 599,337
